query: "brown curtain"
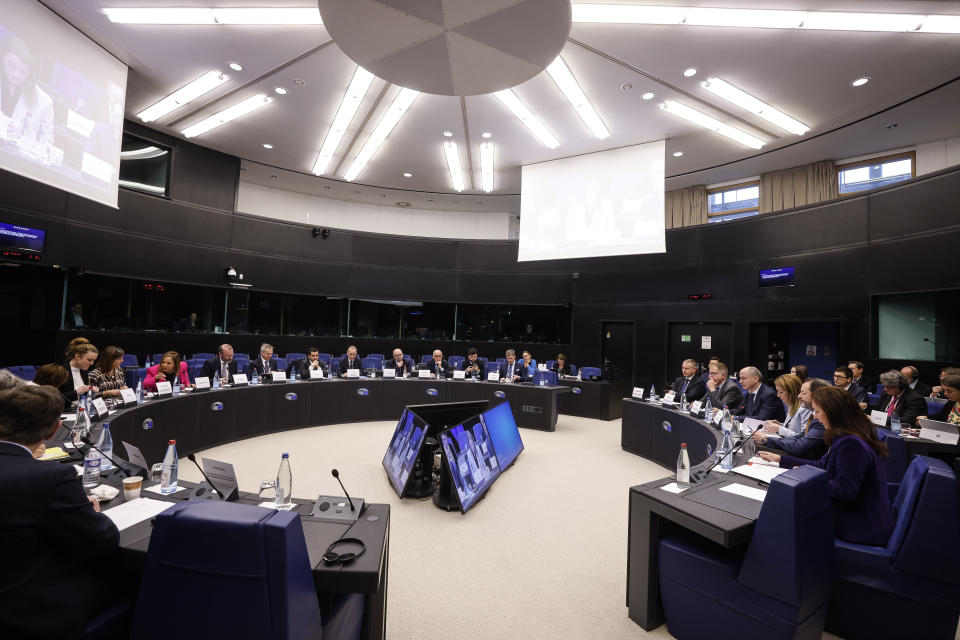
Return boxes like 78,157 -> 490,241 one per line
759,160 -> 838,214
664,185 -> 708,229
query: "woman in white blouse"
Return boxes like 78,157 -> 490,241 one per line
764,373 -> 811,438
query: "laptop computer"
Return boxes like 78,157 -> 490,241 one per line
917,417 -> 960,446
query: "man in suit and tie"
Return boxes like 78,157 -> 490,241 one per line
426,349 -> 449,379
848,360 -> 874,395
871,370 -> 928,427
0,385 -> 120,637
338,345 -> 362,378
705,362 -> 744,412
498,349 -> 527,383
734,366 -> 787,421
460,347 -> 483,379
296,347 -> 328,378
671,359 -> 706,402
248,343 -> 276,378
384,348 -> 411,377
700,355 -> 720,385
900,365 -> 933,398
199,343 -> 239,384
834,366 -> 868,408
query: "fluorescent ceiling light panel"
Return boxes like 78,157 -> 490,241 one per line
801,12 -> 922,32
137,70 -> 229,122
344,87 -> 419,182
492,89 -> 559,149
480,142 -> 494,193
103,7 -> 322,25
312,66 -> 375,175
120,146 -> 168,160
546,56 -> 610,139
685,8 -> 804,29
701,77 -> 809,135
660,100 -> 765,149
181,94 -> 272,138
119,180 -> 167,194
443,141 -> 465,192
919,15 -> 960,33
571,4 -> 686,24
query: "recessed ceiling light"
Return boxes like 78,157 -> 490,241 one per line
641,92 -> 655,100
396,201 -> 411,207
571,5 -> 686,24
180,93 -> 272,138
620,83 -> 633,91
293,78 -> 305,86
403,172 -> 412,177
660,99 -> 765,149
673,151 -> 684,157
443,131 -> 453,137
700,76 -> 809,135
262,143 -> 273,149
547,56 -> 610,139
851,77 -> 870,87
137,70 -> 229,122
492,89 -> 559,148
274,87 -> 287,95
312,66 -> 375,175
103,7 -> 323,25
443,141 -> 465,192
481,132 -> 492,139
344,87 -> 420,181
683,67 -> 698,77
228,61 -> 243,71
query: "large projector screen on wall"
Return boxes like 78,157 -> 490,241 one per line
0,0 -> 127,208
518,140 -> 665,261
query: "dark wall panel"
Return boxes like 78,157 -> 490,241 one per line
868,169 -> 960,242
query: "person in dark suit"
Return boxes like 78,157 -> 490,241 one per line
870,370 -> 928,427
338,345 -> 362,378
900,365 -> 933,398
833,366 -> 868,407
58,340 -> 99,406
848,360 -> 874,395
424,349 -> 449,379
699,355 -> 720,385
925,373 -> 960,425
498,349 -> 527,383
705,362 -> 744,412
734,366 -> 787,421
460,348 -> 483,379
296,347 -> 328,378
0,385 -> 121,637
755,378 -> 829,460
551,353 -> 572,377
760,385 -> 894,546
247,343 -> 276,378
383,348 -> 411,377
671,359 -> 706,402
198,343 -> 239,384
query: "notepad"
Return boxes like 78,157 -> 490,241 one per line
660,482 -> 689,494
719,483 -> 767,502
39,446 -> 69,461
732,462 -> 787,484
103,498 -> 174,531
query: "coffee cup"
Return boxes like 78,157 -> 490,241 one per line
122,476 -> 143,501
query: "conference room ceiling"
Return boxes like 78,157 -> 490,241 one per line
46,1 -> 960,210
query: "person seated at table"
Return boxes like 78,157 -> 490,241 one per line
33,363 -> 68,391
705,362 -> 743,413
0,385 -> 121,637
297,347 -> 329,378
551,353 -> 571,377
900,365 -> 932,398
198,344 -> 239,384
754,378 -> 828,460
0,370 -> 24,391
521,351 -> 537,380
734,366 -> 786,421
338,345 -> 362,378
869,370 -> 927,427
59,340 -> 99,406
833,365 -> 868,409
426,349 -> 449,379
460,347 -> 483,379
847,360 -> 873,394
930,367 -> 960,399
498,349 -> 526,383
924,373 -> 960,426
759,373 -> 811,437
248,343 -> 276,377
384,348 -> 411,377
671,359 -> 706,402
700,355 -> 720,384
759,385 -> 894,546
87,346 -> 128,399
143,351 -> 191,392
789,364 -> 808,383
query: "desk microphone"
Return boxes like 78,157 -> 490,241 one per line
187,453 -> 238,501
690,423 -> 764,484
80,435 -> 136,478
331,468 -> 356,512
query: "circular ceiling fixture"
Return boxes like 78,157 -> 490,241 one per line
317,0 -> 572,96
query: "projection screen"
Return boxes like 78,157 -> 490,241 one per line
518,140 -> 665,261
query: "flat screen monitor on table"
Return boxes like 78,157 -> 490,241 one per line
480,401 -> 524,470
438,415 -> 502,513
381,409 -> 430,497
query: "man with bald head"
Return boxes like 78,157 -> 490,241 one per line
199,344 -> 238,385
733,365 -> 785,421
385,348 -> 411,377
426,349 -> 449,379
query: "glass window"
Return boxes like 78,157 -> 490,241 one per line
457,304 -> 570,343
119,133 -> 171,197
707,182 -> 759,221
349,299 -> 404,339
876,290 -> 960,361
400,302 -> 455,340
838,152 -> 914,195
281,294 -> 346,336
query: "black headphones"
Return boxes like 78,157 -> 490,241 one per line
322,537 -> 365,565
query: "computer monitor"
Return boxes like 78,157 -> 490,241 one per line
437,415 -> 502,513
381,409 -> 430,497
407,400 -> 489,437
481,401 -> 524,469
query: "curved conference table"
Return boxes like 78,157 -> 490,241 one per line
621,397 -> 727,469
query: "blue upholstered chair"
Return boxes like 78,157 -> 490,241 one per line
484,362 -> 500,377
448,355 -> 464,368
580,366 -> 601,379
825,456 -> 960,640
18,365 -> 36,381
925,396 -> 947,415
867,392 -> 880,406
328,359 -> 340,376
545,360 -> 558,371
420,354 -> 433,365
876,429 -> 909,501
317,354 -> 332,365
364,353 -> 384,363
361,356 -> 380,370
285,353 -> 306,364
191,353 -> 214,361
131,501 -> 323,640
532,370 -> 558,386
658,466 -> 834,640
568,365 -> 578,376
119,354 -> 139,368
150,354 -> 164,366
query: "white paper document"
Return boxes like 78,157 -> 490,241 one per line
660,482 -> 688,494
870,410 -> 889,426
720,483 -> 768,502
103,497 -> 174,531
732,463 -> 788,484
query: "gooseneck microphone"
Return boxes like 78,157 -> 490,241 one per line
690,422 -> 764,484
187,453 -> 223,497
331,468 -> 356,512
80,435 -> 134,478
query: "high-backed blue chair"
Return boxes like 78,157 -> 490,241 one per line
131,501 -> 323,640
484,362 -> 500,377
569,364 -> 578,376
477,357 -> 489,368
191,353 -> 214,361
420,355 -> 433,365
120,354 -> 139,368
925,397 -> 947,415
876,429 -> 909,501
364,354 -> 383,363
545,360 -> 558,371
361,356 -> 380,370
18,365 -> 36,381
328,359 -> 340,376
532,370 -> 558,386
150,354 -> 165,366
285,353 -> 306,364
867,392 -> 880,406
4,366 -> 22,379
658,466 -> 834,640
448,355 -> 464,368
317,354 -> 331,365
825,456 -> 960,640
581,366 -> 601,379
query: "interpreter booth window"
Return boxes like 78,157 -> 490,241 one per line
118,133 -> 170,197
838,152 -> 914,196
456,304 -> 570,343
281,294 -> 346,337
399,302 -> 455,340
350,299 -> 405,339
63,272 -> 224,332
876,290 -> 960,362
707,181 -> 759,223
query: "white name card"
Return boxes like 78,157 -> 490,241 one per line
310,368 -> 325,379
194,377 -> 210,389
383,368 -> 396,379
155,381 -> 173,395
632,387 -> 644,399
347,368 -> 360,378
120,388 -> 137,404
453,370 -> 466,380
714,411 -> 723,426
488,372 -> 500,382
663,391 -> 677,404
232,373 -> 248,386
870,410 -> 889,426
538,363 -> 547,371
418,369 -> 431,378
689,400 -> 702,414
272,370 -> 286,381
122,440 -> 149,471
92,397 -> 108,416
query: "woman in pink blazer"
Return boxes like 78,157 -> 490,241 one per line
143,350 -> 192,391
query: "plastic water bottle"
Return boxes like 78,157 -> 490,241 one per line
719,430 -> 734,470
649,384 -> 657,402
891,411 -> 902,434
680,393 -> 688,412
83,444 -> 101,490
212,375 -> 220,390
145,356 -> 152,369
173,379 -> 181,396
276,453 -> 292,508
704,396 -> 713,422
676,443 -> 691,487
251,370 -> 259,385
721,406 -> 734,436
84,390 -> 93,414
97,423 -> 114,471
539,375 -> 545,387
160,440 -> 178,494
74,405 -> 91,446
136,379 -> 143,404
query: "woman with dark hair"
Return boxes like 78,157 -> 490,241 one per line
926,373 -> 960,426
33,364 -> 69,390
88,346 -> 128,398
143,351 -> 191,392
759,385 -> 893,545
789,364 -> 808,382
0,36 -> 54,155
552,353 -> 571,377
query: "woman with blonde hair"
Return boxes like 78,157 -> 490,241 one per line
59,341 -> 98,405
764,373 -> 810,437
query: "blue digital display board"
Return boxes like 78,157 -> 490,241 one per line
759,267 -> 795,287
0,222 -> 45,253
